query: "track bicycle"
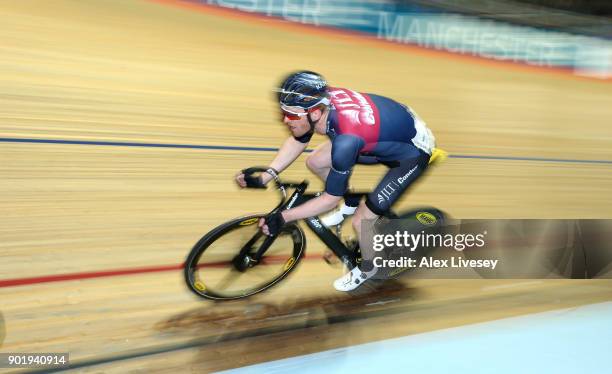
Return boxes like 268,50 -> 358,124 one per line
184,165 -> 445,301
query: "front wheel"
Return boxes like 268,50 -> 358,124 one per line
184,214 -> 306,301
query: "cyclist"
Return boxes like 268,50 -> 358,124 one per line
236,71 -> 436,292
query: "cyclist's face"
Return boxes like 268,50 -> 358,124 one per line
281,106 -> 310,137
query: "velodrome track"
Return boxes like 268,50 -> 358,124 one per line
1,0 -> 611,372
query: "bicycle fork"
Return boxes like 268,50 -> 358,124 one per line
232,183 -> 359,272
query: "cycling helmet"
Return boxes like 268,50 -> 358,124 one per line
277,71 -> 330,109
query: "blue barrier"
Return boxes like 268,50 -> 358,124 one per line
197,0 -> 611,78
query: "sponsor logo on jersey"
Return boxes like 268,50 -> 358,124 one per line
378,180 -> 399,203
329,88 -> 376,126
375,165 -> 421,207
397,165 -> 418,184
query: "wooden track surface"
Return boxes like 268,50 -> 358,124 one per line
1,0 -> 611,372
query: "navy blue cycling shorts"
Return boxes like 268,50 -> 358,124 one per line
364,149 -> 430,216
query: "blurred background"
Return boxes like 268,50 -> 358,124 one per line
1,0 -> 611,372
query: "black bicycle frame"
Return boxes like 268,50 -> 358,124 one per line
240,178 -> 361,270
281,182 -> 359,269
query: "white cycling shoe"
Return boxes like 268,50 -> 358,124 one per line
333,266 -> 378,292
321,203 -> 357,227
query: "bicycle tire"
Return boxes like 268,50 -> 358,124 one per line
377,206 -> 446,278
184,214 -> 306,301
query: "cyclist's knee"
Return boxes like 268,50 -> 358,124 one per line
305,154 -> 317,171
306,152 -> 330,173
306,141 -> 332,173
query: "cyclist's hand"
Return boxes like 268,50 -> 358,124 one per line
259,211 -> 285,236
235,172 -> 247,188
235,171 -> 265,189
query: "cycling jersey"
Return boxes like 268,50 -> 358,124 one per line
292,87 -> 435,212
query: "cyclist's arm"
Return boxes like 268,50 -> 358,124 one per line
282,134 -> 363,223
281,192 -> 341,222
325,134 -> 363,196
261,136 -> 308,184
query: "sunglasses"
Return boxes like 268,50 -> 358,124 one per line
280,107 -> 309,121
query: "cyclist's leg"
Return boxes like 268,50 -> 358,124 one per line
334,197 -> 382,291
307,140 -> 361,226
364,150 -> 430,217
353,148 -> 430,270
334,149 -> 430,291
305,140 -> 332,181
363,149 -> 430,260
